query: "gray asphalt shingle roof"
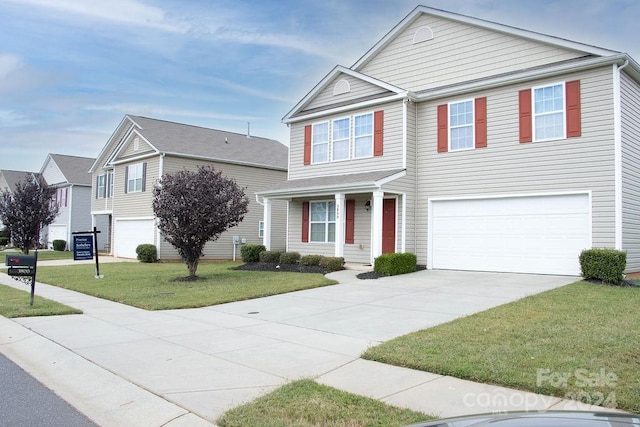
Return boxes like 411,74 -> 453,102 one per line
128,115 -> 288,170
0,170 -> 37,192
49,154 -> 95,186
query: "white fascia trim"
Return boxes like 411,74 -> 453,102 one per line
158,152 -> 287,172
613,63 -> 624,250
338,67 -> 407,94
284,93 -> 410,124
111,152 -> 159,165
259,184 -> 382,200
91,210 -> 112,215
114,216 -> 155,222
428,189 -> 592,202
108,129 -> 159,165
375,169 -> 406,186
89,115 -> 132,173
415,55 -> 629,102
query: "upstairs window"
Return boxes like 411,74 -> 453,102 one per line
96,174 -> 106,199
332,117 -> 350,161
107,171 -> 114,198
449,100 -> 474,151
534,83 -> 565,141
126,162 -> 145,193
354,113 -> 373,158
312,122 -> 329,163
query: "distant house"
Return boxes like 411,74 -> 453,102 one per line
0,169 -> 38,231
257,5 -> 640,275
89,115 -> 288,260
39,154 -> 95,250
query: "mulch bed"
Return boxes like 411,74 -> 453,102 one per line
233,262 -> 328,274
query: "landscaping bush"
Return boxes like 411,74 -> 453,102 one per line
241,243 -> 265,263
259,250 -> 282,263
279,251 -> 301,265
52,239 -> 66,251
319,256 -> 344,272
0,236 -> 8,246
136,244 -> 158,263
579,248 -> 626,285
374,252 -> 417,276
300,254 -> 323,266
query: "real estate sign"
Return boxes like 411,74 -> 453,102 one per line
73,235 -> 94,260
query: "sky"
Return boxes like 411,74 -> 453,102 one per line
1,0 -> 639,173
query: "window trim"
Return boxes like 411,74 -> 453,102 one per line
309,200 -> 336,243
354,112 -> 374,159
448,98 -> 475,152
127,163 -> 144,193
310,111 -> 376,164
97,174 -> 106,199
532,81 -> 566,142
258,221 -> 264,238
331,116 -> 351,162
106,171 -> 114,198
311,121 -> 329,164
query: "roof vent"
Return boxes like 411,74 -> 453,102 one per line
333,79 -> 351,96
413,26 -> 434,44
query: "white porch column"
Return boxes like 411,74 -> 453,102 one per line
371,190 -> 384,261
334,193 -> 345,257
263,197 -> 272,250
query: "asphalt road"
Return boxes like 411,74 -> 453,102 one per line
0,352 -> 96,427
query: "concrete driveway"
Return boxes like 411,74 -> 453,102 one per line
0,268 -> 579,424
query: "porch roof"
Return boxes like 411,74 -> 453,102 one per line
257,169 -> 405,198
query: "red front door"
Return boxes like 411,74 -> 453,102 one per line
382,198 -> 396,254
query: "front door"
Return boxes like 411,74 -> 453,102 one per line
382,198 -> 396,254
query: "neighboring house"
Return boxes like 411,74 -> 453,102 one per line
89,115 -> 288,260
257,5 -> 640,276
0,170 -> 38,231
39,154 -> 95,250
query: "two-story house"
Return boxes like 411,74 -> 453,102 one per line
257,5 -> 640,276
39,154 -> 95,250
89,115 -> 288,260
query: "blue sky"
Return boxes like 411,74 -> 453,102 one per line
1,0 -> 639,172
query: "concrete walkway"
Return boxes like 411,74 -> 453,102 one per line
0,266 -> 618,426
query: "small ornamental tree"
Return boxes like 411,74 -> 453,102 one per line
153,166 -> 249,279
0,175 -> 59,254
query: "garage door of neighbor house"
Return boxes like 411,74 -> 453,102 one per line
430,194 -> 591,275
114,219 -> 155,259
48,225 -> 68,248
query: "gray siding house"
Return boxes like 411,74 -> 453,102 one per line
257,6 -> 640,275
89,115 -> 288,260
40,154 -> 95,250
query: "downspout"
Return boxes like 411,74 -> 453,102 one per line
414,100 -> 419,258
613,59 -> 629,251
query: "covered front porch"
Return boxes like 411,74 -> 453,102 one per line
256,170 -> 408,264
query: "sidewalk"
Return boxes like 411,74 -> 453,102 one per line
0,266 -> 621,426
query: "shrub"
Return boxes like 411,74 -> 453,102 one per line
52,239 -> 66,251
300,254 -> 323,266
136,244 -> 158,263
319,256 -> 344,272
374,253 -> 417,276
579,248 -> 626,285
259,250 -> 282,263
0,236 -> 8,246
279,251 -> 301,264
241,243 -> 265,263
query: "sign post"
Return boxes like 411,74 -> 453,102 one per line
6,251 -> 38,306
72,227 -> 103,278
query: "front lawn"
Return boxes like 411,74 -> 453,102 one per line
217,379 -> 433,427
0,284 -> 82,318
2,249 -> 74,261
363,281 -> 640,413
35,261 -> 336,310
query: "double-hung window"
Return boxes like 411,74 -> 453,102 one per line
449,100 -> 474,150
106,171 -> 114,198
533,83 -> 565,141
331,118 -> 350,161
258,221 -> 264,238
127,163 -> 144,193
312,122 -> 329,163
309,201 -> 335,243
354,113 -> 373,158
97,174 -> 106,198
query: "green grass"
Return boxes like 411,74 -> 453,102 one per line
35,261 -> 336,310
363,281 -> 640,413
0,284 -> 82,318
2,249 -> 74,261
217,379 -> 433,427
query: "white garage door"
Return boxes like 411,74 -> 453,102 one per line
114,219 -> 155,259
430,194 -> 590,275
48,225 -> 68,248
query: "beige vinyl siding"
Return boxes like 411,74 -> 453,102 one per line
620,72 -> 640,272
113,157 -> 159,218
305,75 -> 391,111
158,156 -> 287,260
415,67 -> 616,265
360,14 -> 584,92
289,101 -> 404,180
119,133 -> 154,158
90,172 -> 114,212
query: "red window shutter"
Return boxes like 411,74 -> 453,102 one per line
301,201 -> 309,243
374,110 -> 384,156
437,104 -> 448,152
345,199 -> 355,244
475,97 -> 487,148
566,80 -> 581,138
303,125 -> 311,165
519,89 -> 532,143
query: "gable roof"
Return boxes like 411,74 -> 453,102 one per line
94,115 -> 288,172
0,170 -> 37,192
43,154 -> 95,186
352,5 -> 619,71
